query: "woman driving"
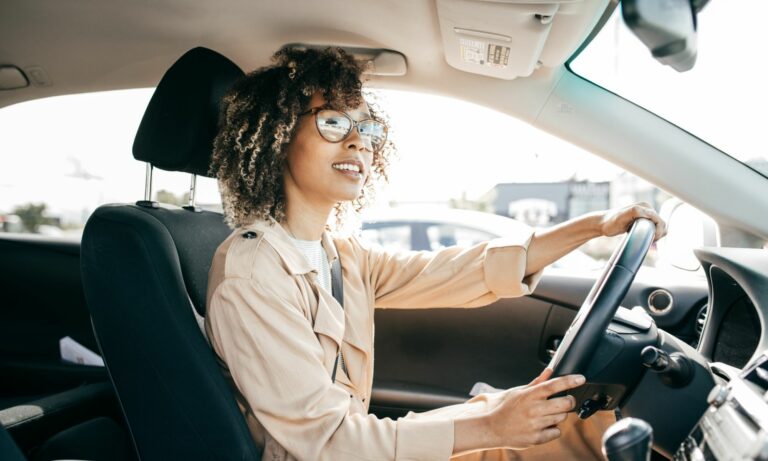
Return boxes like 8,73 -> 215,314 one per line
205,47 -> 666,461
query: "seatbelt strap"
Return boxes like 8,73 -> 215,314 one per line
330,253 -> 344,384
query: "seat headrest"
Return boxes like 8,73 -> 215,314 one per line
133,47 -> 244,177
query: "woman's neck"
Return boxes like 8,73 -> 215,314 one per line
283,200 -> 332,241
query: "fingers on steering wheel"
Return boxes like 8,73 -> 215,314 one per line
532,374 -> 585,399
632,203 -> 667,241
529,368 -> 553,386
652,212 -> 668,240
537,395 -> 576,415
631,204 -> 651,220
534,427 -> 562,445
642,208 -> 666,241
635,201 -> 653,209
536,412 -> 569,429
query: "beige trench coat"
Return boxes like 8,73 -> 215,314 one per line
205,219 -> 613,461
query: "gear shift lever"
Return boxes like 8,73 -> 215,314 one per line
602,417 -> 653,461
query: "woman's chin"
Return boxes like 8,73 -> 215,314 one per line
332,188 -> 364,203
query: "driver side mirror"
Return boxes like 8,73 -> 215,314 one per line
657,198 -> 718,271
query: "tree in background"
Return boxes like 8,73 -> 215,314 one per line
448,191 -> 493,213
155,189 -> 191,207
12,203 -> 56,233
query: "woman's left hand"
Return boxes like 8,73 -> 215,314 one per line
598,202 -> 667,241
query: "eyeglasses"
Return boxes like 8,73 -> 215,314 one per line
301,106 -> 388,152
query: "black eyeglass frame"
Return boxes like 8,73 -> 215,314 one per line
300,106 -> 388,152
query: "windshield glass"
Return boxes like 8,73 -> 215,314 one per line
570,1 -> 768,179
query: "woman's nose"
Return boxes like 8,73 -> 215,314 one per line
344,126 -> 371,152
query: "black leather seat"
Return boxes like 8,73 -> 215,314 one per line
81,48 -> 262,461
0,424 -> 25,461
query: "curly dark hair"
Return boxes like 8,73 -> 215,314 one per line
210,47 -> 395,229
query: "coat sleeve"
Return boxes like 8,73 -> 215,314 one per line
359,226 -> 543,309
206,277 -> 454,461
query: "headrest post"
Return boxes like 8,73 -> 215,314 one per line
144,163 -> 154,201
182,174 -> 202,212
136,163 -> 159,209
188,174 -> 197,206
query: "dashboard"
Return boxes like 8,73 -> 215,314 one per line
672,247 -> 768,460
696,248 -> 767,369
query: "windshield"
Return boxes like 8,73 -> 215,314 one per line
570,1 -> 768,179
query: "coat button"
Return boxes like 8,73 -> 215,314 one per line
242,231 -> 257,239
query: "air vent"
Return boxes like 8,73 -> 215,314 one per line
648,289 -> 673,314
690,304 -> 708,348
695,305 -> 708,336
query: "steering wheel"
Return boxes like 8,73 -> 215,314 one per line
550,218 -> 656,377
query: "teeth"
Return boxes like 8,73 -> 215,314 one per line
333,163 -> 360,173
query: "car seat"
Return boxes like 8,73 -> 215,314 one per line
0,423 -> 25,461
80,47 -> 262,461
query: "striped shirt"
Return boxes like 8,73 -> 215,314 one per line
289,237 -> 347,376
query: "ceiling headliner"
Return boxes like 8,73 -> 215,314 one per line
1,0 -> 610,114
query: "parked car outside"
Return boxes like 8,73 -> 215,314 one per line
360,206 -> 604,271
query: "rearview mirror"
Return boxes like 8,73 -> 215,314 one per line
622,0 -> 702,72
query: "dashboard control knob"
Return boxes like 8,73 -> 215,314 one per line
641,346 -> 669,371
641,346 -> 694,388
707,385 -> 729,408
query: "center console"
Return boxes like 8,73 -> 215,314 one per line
674,352 -> 768,460
602,352 -> 768,461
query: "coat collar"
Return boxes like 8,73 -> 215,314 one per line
242,218 -> 338,275
241,218 -> 371,387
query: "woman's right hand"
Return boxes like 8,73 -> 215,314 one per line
488,368 -> 585,450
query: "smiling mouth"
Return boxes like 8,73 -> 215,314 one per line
332,162 -> 363,178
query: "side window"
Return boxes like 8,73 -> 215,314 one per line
0,89 -> 222,238
426,225 -> 494,250
360,225 -> 412,252
2,87 -> 709,275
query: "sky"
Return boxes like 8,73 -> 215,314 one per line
1,1 -> 765,225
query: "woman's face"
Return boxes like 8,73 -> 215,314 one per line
283,92 -> 375,209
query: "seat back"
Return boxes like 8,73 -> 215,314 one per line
0,423 -> 25,461
81,48 -> 261,461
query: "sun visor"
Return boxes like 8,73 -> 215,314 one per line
437,0 -> 605,80
283,44 -> 407,76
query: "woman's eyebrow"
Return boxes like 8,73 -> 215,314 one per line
348,109 -> 373,120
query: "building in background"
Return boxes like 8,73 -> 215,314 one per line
481,175 -> 664,227
482,180 -> 610,226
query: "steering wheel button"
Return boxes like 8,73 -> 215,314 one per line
577,397 -> 607,419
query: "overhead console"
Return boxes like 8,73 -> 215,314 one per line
435,0 -> 611,79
